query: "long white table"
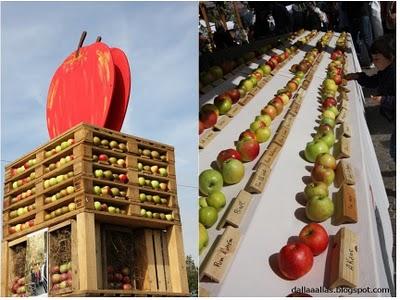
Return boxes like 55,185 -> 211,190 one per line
199,31 -> 394,297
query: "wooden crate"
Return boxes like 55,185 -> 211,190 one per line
48,219 -> 79,296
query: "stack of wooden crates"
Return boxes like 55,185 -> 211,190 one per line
1,123 -> 189,296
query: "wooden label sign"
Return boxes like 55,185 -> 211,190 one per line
337,108 -> 348,124
335,160 -> 356,188
282,112 -> 296,129
289,102 -> 301,116
329,227 -> 358,288
249,86 -> 261,96
238,94 -> 253,106
227,104 -> 242,118
334,137 -> 351,159
232,65 -> 244,74
255,142 -> 282,169
273,125 -> 290,147
212,78 -> 225,87
199,130 -> 218,149
218,190 -> 252,229
341,100 -> 349,111
302,80 -> 310,90
200,226 -> 241,283
245,163 -> 271,194
333,184 -> 358,225
214,115 -> 231,131
337,122 -> 351,139
258,78 -> 267,88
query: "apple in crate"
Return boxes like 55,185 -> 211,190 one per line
278,242 -> 313,280
299,223 -> 329,256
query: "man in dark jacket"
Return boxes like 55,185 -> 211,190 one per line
345,36 -> 396,161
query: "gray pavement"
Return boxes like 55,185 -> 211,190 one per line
360,67 -> 396,288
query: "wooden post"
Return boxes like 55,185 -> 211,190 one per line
76,212 -> 98,290
1,241 -> 9,296
144,229 -> 158,291
166,225 -> 189,293
200,2 -> 214,48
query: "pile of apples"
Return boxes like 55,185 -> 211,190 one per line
8,219 -> 34,234
294,30 -> 318,47
45,202 -> 76,221
139,209 -> 174,221
93,154 -> 126,168
94,169 -> 128,184
278,223 -> 329,280
45,138 -> 75,158
94,201 -> 126,214
316,31 -> 334,50
50,262 -> 73,292
93,185 -> 127,199
107,266 -> 133,290
12,172 -> 36,189
138,177 -> 168,191
11,158 -> 37,176
44,171 -> 75,189
9,204 -> 36,219
93,136 -> 127,152
137,162 -> 168,177
10,276 -> 27,296
11,187 -> 36,204
45,186 -> 75,204
138,148 -> 167,162
139,192 -> 168,205
44,155 -> 74,173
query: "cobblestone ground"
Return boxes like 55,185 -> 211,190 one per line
360,68 -> 396,291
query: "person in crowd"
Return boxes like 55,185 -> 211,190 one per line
345,36 -> 396,161
369,1 -> 384,39
344,2 -> 374,68
381,1 -> 396,34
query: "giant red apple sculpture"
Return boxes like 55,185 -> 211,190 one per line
46,32 -> 131,138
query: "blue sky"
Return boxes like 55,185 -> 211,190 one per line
1,2 -> 198,260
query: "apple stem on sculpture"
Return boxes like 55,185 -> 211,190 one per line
75,31 -> 87,58
96,36 -> 102,42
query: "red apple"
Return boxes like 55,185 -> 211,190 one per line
236,139 -> 260,162
122,276 -> 131,284
322,97 -> 337,109
217,149 -> 242,169
299,223 -> 329,256
266,60 -> 276,70
119,174 -> 129,183
278,242 -> 314,280
200,104 -> 219,128
114,273 -> 123,282
269,98 -> 284,114
123,283 -> 133,290
311,164 -> 335,186
199,121 -> 205,135
239,129 -> 257,141
224,89 -> 241,104
332,74 -> 342,85
99,154 -> 108,162
261,105 -> 277,120
286,81 -> 298,93
51,266 -> 60,274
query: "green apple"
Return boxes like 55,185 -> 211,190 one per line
150,165 -> 159,174
152,195 -> 161,204
199,196 -> 208,208
66,186 -> 75,194
326,106 -> 339,117
221,159 -> 244,185
139,193 -> 146,202
320,117 -> 336,129
94,201 -> 101,210
255,114 -> 272,127
304,182 -> 329,200
313,130 -> 335,148
199,223 -> 209,252
159,182 -> 167,191
206,191 -> 226,211
214,95 -> 232,115
68,203 -> 76,211
49,178 -> 57,186
159,168 -> 168,177
250,120 -> 266,132
315,153 -> 336,169
94,169 -> 103,178
199,206 -> 218,228
311,164 -> 335,186
306,195 -> 334,222
108,206 -> 116,213
260,64 -> 272,75
239,79 -> 254,92
323,79 -> 338,92
111,187 -> 119,196
138,177 -> 145,186
151,180 -> 160,189
93,186 -> 101,195
304,140 -> 329,162
104,170 -> 113,179
322,110 -> 336,120
146,195 -> 153,201
199,169 -> 223,196
140,209 -> 146,216
146,211 -> 153,218
255,127 -> 271,143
